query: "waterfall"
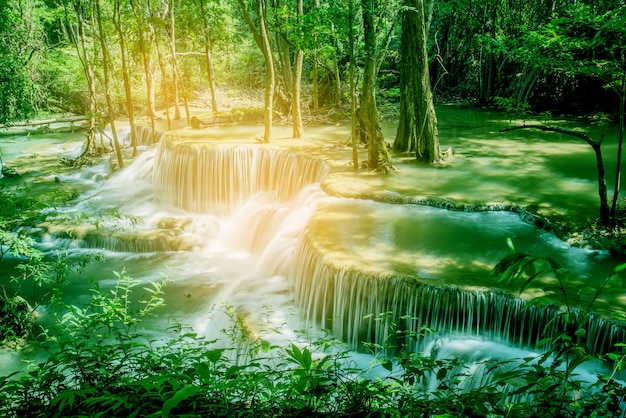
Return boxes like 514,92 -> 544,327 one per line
119,124 -> 165,147
153,136 -> 329,215
290,232 -> 626,358
48,132 -> 623,365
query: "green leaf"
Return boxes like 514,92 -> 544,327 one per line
506,237 -> 515,252
162,385 -> 199,417
205,348 -> 226,363
379,358 -> 393,372
613,263 -> 626,273
577,287 -> 596,296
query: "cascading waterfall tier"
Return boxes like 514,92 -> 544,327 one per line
290,231 -> 626,357
289,195 -> 626,360
90,131 -> 624,361
119,124 -> 165,147
153,135 -> 329,215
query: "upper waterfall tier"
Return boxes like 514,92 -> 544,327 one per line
153,135 -> 329,215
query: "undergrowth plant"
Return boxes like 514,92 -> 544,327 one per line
0,262 -> 624,417
489,238 -> 626,417
0,183 -> 95,345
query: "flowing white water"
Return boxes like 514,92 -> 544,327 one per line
1,118 -> 625,387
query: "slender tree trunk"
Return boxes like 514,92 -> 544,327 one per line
502,125 -> 611,225
276,33 -> 293,103
259,1 -> 274,142
199,0 -> 218,112
611,77 -> 625,218
149,3 -> 172,130
130,0 -> 157,142
349,0 -> 358,170
94,0 -> 124,169
394,0 -> 441,163
312,0 -> 320,111
169,0 -> 181,120
113,1 -> 137,156
291,0 -> 304,138
68,0 -> 97,156
330,22 -> 342,106
361,0 -> 393,172
237,0 -> 275,142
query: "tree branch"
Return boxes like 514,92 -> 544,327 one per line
500,125 -> 602,149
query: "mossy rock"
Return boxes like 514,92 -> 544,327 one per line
0,296 -> 37,348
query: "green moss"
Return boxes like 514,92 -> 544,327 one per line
0,295 -> 35,347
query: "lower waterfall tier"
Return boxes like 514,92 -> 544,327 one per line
291,198 -> 626,358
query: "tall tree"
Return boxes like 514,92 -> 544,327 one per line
148,0 -> 172,130
167,0 -> 181,120
94,0 -> 124,169
348,0 -> 358,170
0,0 -> 45,124
237,0 -> 275,142
129,0 -> 157,141
360,0 -> 394,172
113,0 -> 138,156
291,0 -> 304,138
65,0 -> 99,156
197,0 -> 220,112
511,3 -> 626,225
393,0 -> 441,163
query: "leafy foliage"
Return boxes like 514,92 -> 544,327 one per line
489,240 -> 626,417
0,270 -> 624,417
0,183 -> 95,345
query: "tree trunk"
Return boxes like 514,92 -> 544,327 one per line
129,0 -> 157,142
312,51 -> 319,111
94,0 -> 124,169
291,0 -> 304,138
113,1 -> 137,157
168,0 -> 181,120
237,0 -> 275,142
68,0 -> 97,156
610,74 -> 625,218
501,125 -> 611,225
393,0 -> 441,163
361,0 -> 393,172
349,0 -> 358,170
150,2 -> 171,130
330,22 -> 342,106
205,45 -> 218,112
312,0 -> 320,111
199,0 -> 218,112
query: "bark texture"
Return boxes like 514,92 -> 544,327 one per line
361,0 -> 394,172
393,0 -> 441,163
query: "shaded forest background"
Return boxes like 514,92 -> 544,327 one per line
1,0 -> 623,129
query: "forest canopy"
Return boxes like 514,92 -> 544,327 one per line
0,0 -> 622,124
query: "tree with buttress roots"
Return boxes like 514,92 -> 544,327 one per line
360,0 -> 395,173
393,0 -> 441,163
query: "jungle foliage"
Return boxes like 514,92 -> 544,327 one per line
1,0 -> 623,155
